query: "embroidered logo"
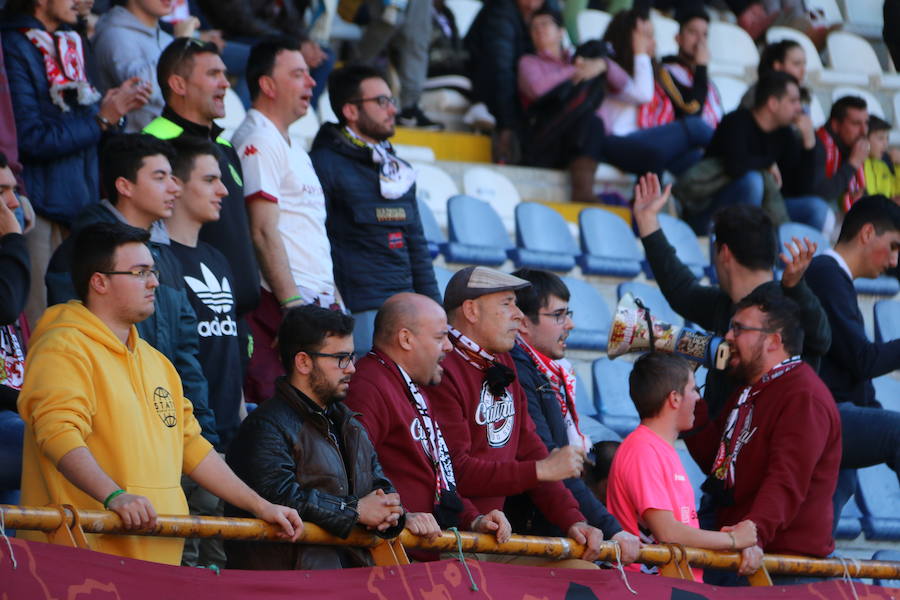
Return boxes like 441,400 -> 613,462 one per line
475,383 -> 515,448
242,145 -> 259,157
153,386 -> 177,428
388,232 -> 404,249
376,207 -> 406,222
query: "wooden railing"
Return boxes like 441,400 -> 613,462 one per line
2,504 -> 899,586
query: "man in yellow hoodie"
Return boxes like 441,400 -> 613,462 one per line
18,222 -> 303,565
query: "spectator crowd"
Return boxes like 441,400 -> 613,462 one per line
0,0 -> 899,588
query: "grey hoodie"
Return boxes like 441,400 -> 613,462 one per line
92,6 -> 172,132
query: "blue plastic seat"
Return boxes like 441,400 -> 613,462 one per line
835,494 -> 864,540
873,376 -> 900,412
444,195 -> 513,265
854,275 -> 900,297
577,207 -> 643,277
562,277 -> 611,351
592,358 -> 639,436
433,265 -> 455,297
857,463 -> 900,540
417,197 -> 446,258
508,202 -> 577,272
644,214 -> 707,280
617,281 -> 684,328
874,299 -> 900,343
872,550 -> 900,587
351,309 -> 377,356
676,447 -> 707,510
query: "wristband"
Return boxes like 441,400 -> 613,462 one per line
103,489 -> 126,509
279,295 -> 303,307
727,531 -> 736,551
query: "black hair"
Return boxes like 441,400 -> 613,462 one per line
278,304 -> 355,372
327,64 -> 387,126
531,4 -> 563,27
753,70 -> 799,109
101,134 -> 176,204
868,115 -> 893,133
602,7 -> 651,76
168,137 -> 220,183
829,95 -> 868,124
676,8 -> 709,30
713,204 -> 777,270
628,352 -> 693,420
0,152 -> 7,170
837,195 -> 900,243
246,38 -> 303,103
157,37 -> 221,103
511,268 -> 570,324
583,440 -> 621,489
734,286 -> 804,356
757,39 -> 802,78
71,222 -> 151,301
3,0 -> 37,15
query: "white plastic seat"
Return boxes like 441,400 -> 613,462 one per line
318,91 -> 338,124
827,31 -> 900,89
462,166 -> 521,234
393,144 -> 436,163
806,0 -> 844,25
831,86 -> 886,119
708,21 -> 757,80
577,9 -> 612,43
841,0 -> 884,39
216,88 -> 246,141
445,0 -> 482,38
766,26 -> 869,87
651,11 -> 679,60
287,106 -> 320,152
412,163 -> 458,225
710,75 -> 748,113
810,94 -> 827,128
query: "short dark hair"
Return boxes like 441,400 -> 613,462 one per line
868,115 -> 892,133
0,152 -> 8,170
583,440 -> 620,488
757,39 -> 802,78
629,353 -> 693,419
713,204 -> 777,271
734,286 -> 804,355
837,195 -> 900,243
676,8 -> 709,30
71,222 -> 151,301
3,0 -> 37,15
753,70 -> 798,109
246,38 -> 303,103
157,37 -> 220,103
169,137 -> 219,183
511,268 -> 570,324
531,4 -> 563,27
829,95 -> 868,123
328,64 -> 386,126
101,134 -> 175,204
278,305 -> 355,372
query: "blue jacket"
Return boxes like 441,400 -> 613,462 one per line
310,123 -> 440,313
44,202 -> 220,448
507,343 -> 623,538
1,14 -> 102,225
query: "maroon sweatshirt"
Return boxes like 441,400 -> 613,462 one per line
686,362 -> 841,557
428,349 -> 585,532
345,350 -> 481,530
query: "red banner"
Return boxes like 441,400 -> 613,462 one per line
0,538 -> 894,599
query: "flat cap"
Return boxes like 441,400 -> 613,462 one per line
443,266 -> 531,310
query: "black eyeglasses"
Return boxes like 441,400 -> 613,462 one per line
540,308 -> 574,324
307,351 -> 356,368
100,269 -> 160,281
350,95 -> 397,109
727,321 -> 775,337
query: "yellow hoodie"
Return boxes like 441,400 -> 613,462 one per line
18,301 -> 213,564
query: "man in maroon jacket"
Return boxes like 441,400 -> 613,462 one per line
346,293 -> 512,558
428,266 -> 640,566
686,286 -> 841,585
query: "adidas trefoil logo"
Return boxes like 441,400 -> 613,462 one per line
184,263 -> 237,338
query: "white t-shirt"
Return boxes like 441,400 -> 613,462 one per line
232,109 -> 335,297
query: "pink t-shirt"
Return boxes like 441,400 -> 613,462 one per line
607,425 -> 702,581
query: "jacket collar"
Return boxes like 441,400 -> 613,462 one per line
274,376 -> 353,425
161,105 -> 225,142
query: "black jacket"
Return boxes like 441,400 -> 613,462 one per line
225,377 -> 405,570
310,123 -> 440,313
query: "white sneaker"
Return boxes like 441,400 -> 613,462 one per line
463,102 -> 496,132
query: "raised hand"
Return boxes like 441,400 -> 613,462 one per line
780,236 -> 817,288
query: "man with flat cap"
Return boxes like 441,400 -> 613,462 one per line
428,267 -> 641,566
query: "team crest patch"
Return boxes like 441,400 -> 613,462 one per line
153,386 -> 177,428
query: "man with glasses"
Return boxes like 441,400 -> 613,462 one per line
685,286 -> 841,586
504,269 -> 625,542
310,65 -> 440,347
18,221 -> 303,565
225,304 -> 407,570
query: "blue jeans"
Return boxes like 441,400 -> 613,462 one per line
687,171 -> 764,234
0,410 -> 24,505
603,116 -> 714,176
785,195 -> 835,234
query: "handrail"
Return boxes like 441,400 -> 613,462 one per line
3,504 -> 899,582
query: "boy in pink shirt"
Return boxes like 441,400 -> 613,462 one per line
606,353 -> 757,581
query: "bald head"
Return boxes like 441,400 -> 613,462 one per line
373,293 -> 452,385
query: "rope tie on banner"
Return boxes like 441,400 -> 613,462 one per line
0,509 -> 17,569
612,540 -> 637,594
838,557 -> 860,600
448,527 -> 478,591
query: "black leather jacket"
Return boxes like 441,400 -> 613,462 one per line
225,377 -> 404,570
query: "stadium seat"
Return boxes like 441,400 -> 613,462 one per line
836,493 -> 865,540
433,265 -> 455,297
710,75 -> 748,113
352,309 -> 377,356
644,214 -> 707,280
806,0 -> 844,26
617,281 -> 685,327
873,376 -> 900,412
872,550 -> 900,587
217,88 -> 246,141
777,222 -> 827,272
413,163 -> 458,225
462,166 -> 521,233
810,94 -> 827,128
318,91 -> 338,124
577,207 -> 643,278
394,144 -> 436,163
708,22 -> 758,78
561,276 -> 612,351
840,0 -> 885,40
694,365 -> 708,389
854,275 -> 900,297
592,357 -> 640,436
857,463 -> 900,540
676,447 -> 706,510
651,12 -> 679,60
766,26 -> 869,87
509,202 -> 578,271
417,198 -> 446,258
874,300 -> 900,343
577,9 -> 612,43
288,105 -> 319,151
574,375 -> 620,444
445,0 -> 482,38
831,86 -> 886,119
444,194 -> 514,265
828,32 -> 900,89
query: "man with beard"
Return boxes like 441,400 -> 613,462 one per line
813,96 -> 870,213
685,287 -> 841,586
429,266 -> 640,567
225,304 -> 406,570
346,293 -> 512,560
310,65 -> 440,336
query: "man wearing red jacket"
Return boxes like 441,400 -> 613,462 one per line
428,266 -> 640,566
346,292 -> 512,559
686,286 -> 841,586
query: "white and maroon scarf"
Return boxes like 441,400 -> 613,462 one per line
21,28 -> 100,112
816,126 -> 865,213
638,62 -> 723,130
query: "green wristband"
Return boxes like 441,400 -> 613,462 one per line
280,295 -> 303,307
103,489 -> 126,509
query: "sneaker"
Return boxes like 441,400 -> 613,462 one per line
397,106 -> 444,130
462,102 -> 496,132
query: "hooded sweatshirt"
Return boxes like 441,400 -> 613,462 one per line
92,6 -> 172,132
17,301 -> 213,565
